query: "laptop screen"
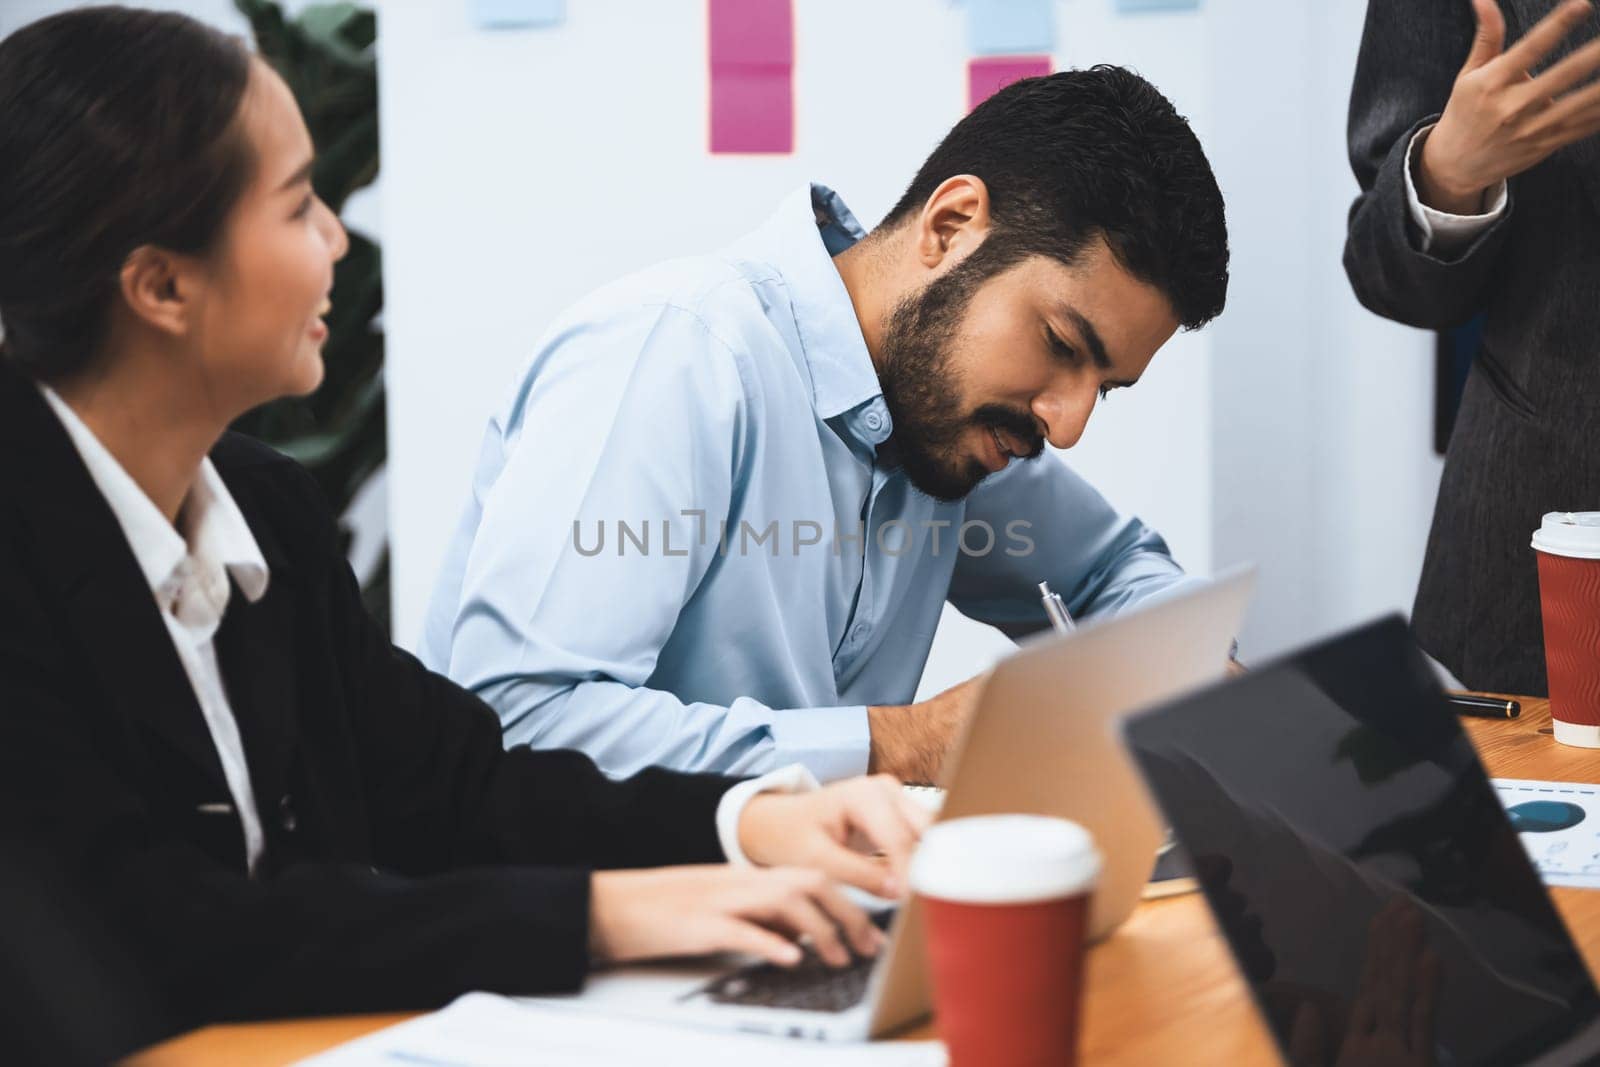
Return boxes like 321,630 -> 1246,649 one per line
1123,617 -> 1600,1066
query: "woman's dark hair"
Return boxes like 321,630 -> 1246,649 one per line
882,65 -> 1229,330
0,6 -> 254,382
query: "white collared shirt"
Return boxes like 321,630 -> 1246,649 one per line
40,386 -> 270,874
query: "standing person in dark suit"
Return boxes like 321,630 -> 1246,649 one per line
1344,0 -> 1600,695
0,8 -> 928,1056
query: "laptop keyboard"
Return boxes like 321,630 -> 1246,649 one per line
693,911 -> 893,1014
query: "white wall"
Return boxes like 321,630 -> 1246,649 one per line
377,0 -> 1217,697
1206,0 -> 1442,662
1304,0 -> 1443,645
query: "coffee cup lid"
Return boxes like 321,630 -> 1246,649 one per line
1532,512 -> 1600,560
909,814 -> 1101,904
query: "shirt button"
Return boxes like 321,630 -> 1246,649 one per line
852,622 -> 871,643
863,411 -> 884,432
279,794 -> 298,833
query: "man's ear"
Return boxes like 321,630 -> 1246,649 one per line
117,245 -> 200,340
914,175 -> 993,270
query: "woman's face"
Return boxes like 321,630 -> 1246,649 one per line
189,58 -> 347,415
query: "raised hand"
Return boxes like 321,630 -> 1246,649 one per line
1418,0 -> 1600,214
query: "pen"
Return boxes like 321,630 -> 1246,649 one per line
1448,694 -> 1520,719
1038,581 -> 1075,634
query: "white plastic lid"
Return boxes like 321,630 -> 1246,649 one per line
909,814 -> 1102,905
1532,512 -> 1600,560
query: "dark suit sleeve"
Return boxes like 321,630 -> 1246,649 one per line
274,464 -> 739,875
1342,0 -> 1514,330
0,545 -> 588,1037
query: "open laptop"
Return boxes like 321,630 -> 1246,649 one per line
532,567 -> 1256,1042
1123,617 -> 1600,1066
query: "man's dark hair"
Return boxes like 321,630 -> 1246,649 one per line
882,65 -> 1228,330
0,6 -> 255,382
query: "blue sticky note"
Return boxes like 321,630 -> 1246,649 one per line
1114,0 -> 1199,12
472,0 -> 564,29
964,0 -> 1055,57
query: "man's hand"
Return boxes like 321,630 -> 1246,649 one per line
589,865 -> 884,969
1418,0 -> 1600,214
737,774 -> 935,898
866,672 -> 989,785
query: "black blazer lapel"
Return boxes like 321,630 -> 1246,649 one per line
213,570 -> 299,839
211,454 -> 319,866
0,371 -> 231,796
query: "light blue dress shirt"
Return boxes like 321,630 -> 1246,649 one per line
421,184 -> 1198,781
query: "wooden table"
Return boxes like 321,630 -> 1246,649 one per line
132,695 -> 1600,1066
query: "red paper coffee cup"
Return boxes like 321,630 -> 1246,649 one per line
909,815 -> 1102,1067
1532,512 -> 1600,748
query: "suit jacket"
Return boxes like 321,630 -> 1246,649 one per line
0,841 -> 157,1066
0,361 -> 737,1053
1344,0 -> 1600,695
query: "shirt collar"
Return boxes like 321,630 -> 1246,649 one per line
750,183 -> 883,421
38,385 -> 270,605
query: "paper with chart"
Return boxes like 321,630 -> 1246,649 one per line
1495,778 -> 1600,889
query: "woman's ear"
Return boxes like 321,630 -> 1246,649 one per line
914,174 -> 993,270
118,245 -> 200,340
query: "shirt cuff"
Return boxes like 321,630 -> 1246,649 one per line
768,704 -> 871,782
1404,124 -> 1507,257
715,763 -> 823,866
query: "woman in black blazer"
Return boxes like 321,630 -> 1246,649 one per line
0,8 -> 926,1056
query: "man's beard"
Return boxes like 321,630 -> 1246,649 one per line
877,261 -> 1043,502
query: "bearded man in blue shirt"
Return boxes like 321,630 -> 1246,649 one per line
422,66 -> 1230,786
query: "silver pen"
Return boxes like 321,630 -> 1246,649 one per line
1038,580 -> 1075,634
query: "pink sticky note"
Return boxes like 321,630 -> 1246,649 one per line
968,55 -> 1052,111
708,0 -> 793,154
